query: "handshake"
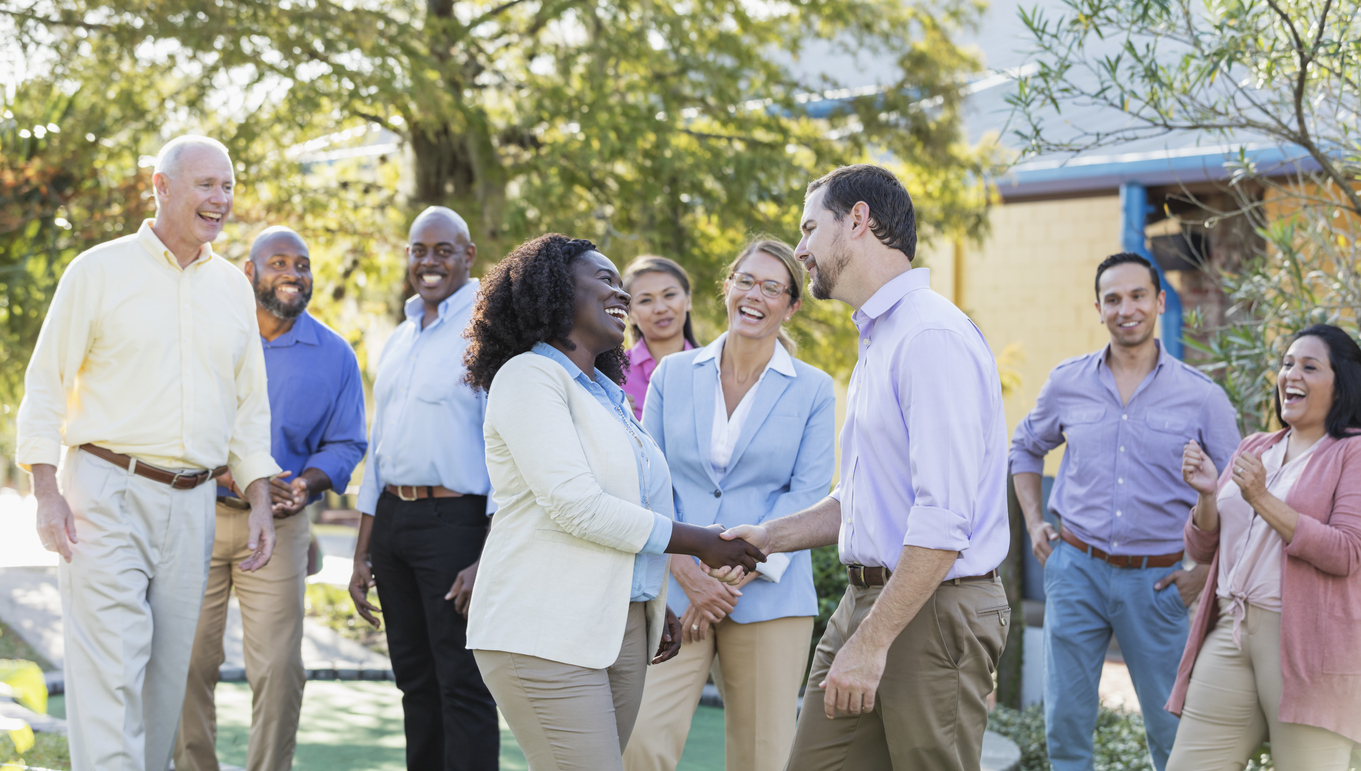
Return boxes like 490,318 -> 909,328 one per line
683,523 -> 773,585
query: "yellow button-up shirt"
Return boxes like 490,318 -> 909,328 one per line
16,220 -> 280,489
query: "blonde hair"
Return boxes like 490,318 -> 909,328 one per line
723,237 -> 804,354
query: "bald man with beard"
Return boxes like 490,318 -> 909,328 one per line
176,226 -> 368,771
349,207 -> 500,771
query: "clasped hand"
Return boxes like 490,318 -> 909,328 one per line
701,524 -> 772,585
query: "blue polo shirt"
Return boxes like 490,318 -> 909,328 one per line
218,311 -> 368,502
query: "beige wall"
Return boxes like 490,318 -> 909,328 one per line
939,194 -> 1127,475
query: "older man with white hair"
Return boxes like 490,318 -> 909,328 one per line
17,135 -> 280,771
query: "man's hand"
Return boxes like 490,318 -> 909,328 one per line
270,472 -> 308,519
1028,520 -> 1059,567
688,524 -> 766,573
1155,562 -> 1209,608
349,560 -> 382,628
238,477 -> 276,572
705,524 -> 771,585
31,465 -> 77,563
821,631 -> 889,718
653,606 -> 683,664
445,559 -> 479,617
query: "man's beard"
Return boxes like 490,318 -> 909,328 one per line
255,277 -> 312,320
809,232 -> 850,301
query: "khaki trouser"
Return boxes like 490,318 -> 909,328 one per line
623,614 -> 813,771
57,447 -> 216,771
474,602 -> 649,771
787,579 -> 1010,771
175,502 -> 311,771
1167,598 -> 1356,771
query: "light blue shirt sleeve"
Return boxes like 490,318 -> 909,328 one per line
640,513 -> 673,555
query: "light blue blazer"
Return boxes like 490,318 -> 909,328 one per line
643,340 -> 836,624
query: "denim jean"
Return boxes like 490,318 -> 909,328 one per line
1043,540 -> 1189,771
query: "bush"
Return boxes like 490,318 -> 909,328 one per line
810,545 -> 848,654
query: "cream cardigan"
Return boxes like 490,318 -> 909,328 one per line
466,352 -> 672,669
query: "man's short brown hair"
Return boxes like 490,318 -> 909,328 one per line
807,164 -> 917,261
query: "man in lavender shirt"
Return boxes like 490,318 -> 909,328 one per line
715,164 -> 1011,771
1009,252 -> 1239,771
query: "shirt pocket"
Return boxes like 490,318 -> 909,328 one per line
1062,407 -> 1107,470
1144,416 -> 1192,467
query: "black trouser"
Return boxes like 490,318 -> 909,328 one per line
371,491 -> 498,771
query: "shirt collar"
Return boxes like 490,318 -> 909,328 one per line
694,332 -> 797,378
137,219 -> 214,270
264,311 -> 320,348
853,268 -> 930,329
1096,340 -> 1169,373
627,339 -> 654,368
531,341 -> 626,402
403,278 -> 480,325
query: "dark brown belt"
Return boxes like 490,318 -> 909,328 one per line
385,484 -> 465,501
80,444 -> 226,490
216,496 -> 251,510
1060,527 -> 1184,569
847,564 -> 1000,588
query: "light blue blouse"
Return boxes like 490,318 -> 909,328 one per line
531,343 -> 672,601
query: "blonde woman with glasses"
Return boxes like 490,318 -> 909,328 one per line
624,238 -> 836,771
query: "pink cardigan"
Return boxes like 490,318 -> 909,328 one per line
1166,430 -> 1361,742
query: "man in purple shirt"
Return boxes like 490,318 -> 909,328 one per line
1009,252 -> 1239,771
716,164 -> 1011,770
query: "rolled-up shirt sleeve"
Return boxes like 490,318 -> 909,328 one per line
1009,373 -> 1066,476
16,260 -> 96,470
301,350 -> 368,501
900,329 -> 987,553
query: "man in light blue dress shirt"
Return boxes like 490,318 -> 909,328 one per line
718,164 -> 1011,771
348,207 -> 498,771
1010,252 -> 1240,771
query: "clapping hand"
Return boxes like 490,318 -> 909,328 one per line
1182,440 -> 1219,496
1230,451 -> 1267,504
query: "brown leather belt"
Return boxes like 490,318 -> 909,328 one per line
1060,527 -> 1184,569
385,484 -> 465,501
80,444 -> 226,490
216,496 -> 251,511
847,564 -> 1000,588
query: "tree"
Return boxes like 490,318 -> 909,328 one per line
2,0 -> 1000,370
1008,0 -> 1361,429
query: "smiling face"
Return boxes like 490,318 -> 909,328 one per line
1277,335 -> 1335,432
568,250 -> 631,357
246,230 -> 313,320
153,144 -> 235,250
796,187 -> 852,301
407,218 -> 475,307
1096,262 -> 1165,349
725,250 -> 798,342
627,270 -> 690,346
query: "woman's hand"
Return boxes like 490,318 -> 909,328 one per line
653,606 -> 683,664
1182,440 -> 1220,496
673,557 -> 740,625
1232,451 -> 1269,505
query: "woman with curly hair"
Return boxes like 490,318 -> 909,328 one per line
463,233 -> 767,771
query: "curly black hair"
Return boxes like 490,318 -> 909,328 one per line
464,233 -> 629,393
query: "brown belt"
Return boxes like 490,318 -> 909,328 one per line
385,484 -> 465,501
216,495 -> 251,511
80,444 -> 226,490
1060,527 -> 1184,569
847,564 -> 1000,588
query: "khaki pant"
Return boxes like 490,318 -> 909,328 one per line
623,615 -> 813,771
787,579 -> 1010,771
57,447 -> 216,771
175,502 -> 311,771
1167,599 -> 1356,771
474,602 -> 649,771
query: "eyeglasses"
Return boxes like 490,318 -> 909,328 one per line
729,272 -> 789,299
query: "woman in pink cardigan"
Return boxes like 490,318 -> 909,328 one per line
1167,324 -> 1361,769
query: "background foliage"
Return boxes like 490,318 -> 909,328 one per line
1,0 -> 1007,453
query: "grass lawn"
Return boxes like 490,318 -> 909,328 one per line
47,683 -> 727,771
